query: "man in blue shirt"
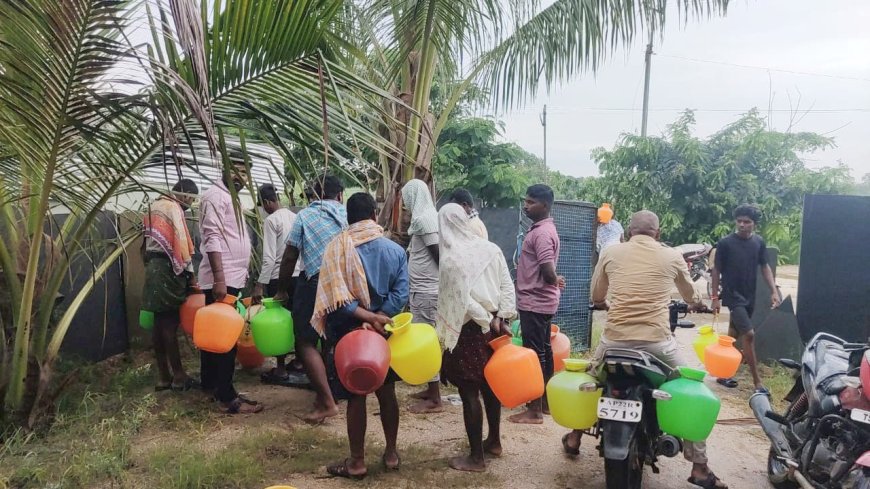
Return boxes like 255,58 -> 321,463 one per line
277,174 -> 346,423
314,192 -> 409,479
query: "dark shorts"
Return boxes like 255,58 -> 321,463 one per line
442,322 -> 493,387
325,318 -> 400,401
292,273 -> 321,346
728,304 -> 755,336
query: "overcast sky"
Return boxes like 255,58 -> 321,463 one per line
498,0 -> 870,179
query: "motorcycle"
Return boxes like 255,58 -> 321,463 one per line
750,332 -> 870,488
676,243 -> 713,282
578,347 -> 683,489
676,243 -> 714,294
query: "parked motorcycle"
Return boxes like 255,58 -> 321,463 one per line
676,243 -> 714,295
750,332 -> 870,489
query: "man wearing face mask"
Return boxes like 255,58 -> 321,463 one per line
142,179 -> 200,392
198,161 -> 263,414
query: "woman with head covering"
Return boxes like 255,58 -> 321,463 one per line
400,179 -> 444,413
437,203 -> 517,473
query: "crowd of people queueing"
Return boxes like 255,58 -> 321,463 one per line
142,159 -> 776,488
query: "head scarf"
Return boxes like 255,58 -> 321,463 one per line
436,204 -> 504,351
401,179 -> 438,236
311,220 -> 384,337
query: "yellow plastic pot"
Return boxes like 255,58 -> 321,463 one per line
546,358 -> 601,430
385,313 -> 441,385
692,325 -> 719,363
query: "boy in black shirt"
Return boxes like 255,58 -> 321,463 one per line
711,204 -> 780,392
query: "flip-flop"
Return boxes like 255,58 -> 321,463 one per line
562,433 -> 580,456
717,378 -> 738,388
236,394 -> 259,405
223,398 -> 264,415
755,386 -> 770,395
260,369 -> 291,384
171,378 -> 200,392
688,472 -> 728,488
327,458 -> 367,480
382,453 -> 400,471
155,383 -> 172,392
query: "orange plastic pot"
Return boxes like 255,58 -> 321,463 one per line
704,335 -> 742,378
551,324 -> 571,372
334,329 -> 391,395
179,291 -> 205,336
193,295 -> 244,354
484,335 -> 544,408
236,343 -> 265,369
598,203 -> 614,223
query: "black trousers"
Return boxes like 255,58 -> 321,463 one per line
200,287 -> 240,403
519,310 -> 555,384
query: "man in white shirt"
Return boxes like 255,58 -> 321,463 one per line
253,184 -> 301,384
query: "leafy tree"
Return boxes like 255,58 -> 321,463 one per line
0,0 -> 402,427
434,116 -> 591,207
359,0 -> 730,231
587,109 -> 853,263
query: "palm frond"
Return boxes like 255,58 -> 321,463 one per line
479,0 -> 729,108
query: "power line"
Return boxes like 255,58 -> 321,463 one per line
657,54 -> 870,83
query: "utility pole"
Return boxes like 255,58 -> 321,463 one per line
540,104 -> 548,181
640,28 -> 654,137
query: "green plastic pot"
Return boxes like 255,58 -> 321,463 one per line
139,310 -> 155,330
250,298 -> 295,356
510,319 -> 523,346
546,359 -> 601,430
656,366 -> 721,442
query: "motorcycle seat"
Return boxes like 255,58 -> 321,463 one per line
676,243 -> 711,259
599,348 -> 674,387
810,339 -> 851,388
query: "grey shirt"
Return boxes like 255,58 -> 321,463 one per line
408,232 -> 439,295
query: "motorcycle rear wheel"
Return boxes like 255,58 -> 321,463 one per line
767,447 -> 798,489
604,436 -> 643,489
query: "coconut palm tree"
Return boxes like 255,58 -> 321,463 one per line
0,0 -> 408,427
357,0 -> 730,231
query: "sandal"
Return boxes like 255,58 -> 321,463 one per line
260,369 -> 292,386
155,383 -> 172,392
223,398 -> 264,415
382,453 -> 400,471
562,433 -> 580,456
236,394 -> 259,405
755,386 -> 770,395
717,378 -> 738,388
688,472 -> 728,489
326,458 -> 367,480
171,378 -> 200,392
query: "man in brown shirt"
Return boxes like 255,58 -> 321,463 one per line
563,211 -> 728,489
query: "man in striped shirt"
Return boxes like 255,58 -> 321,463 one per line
277,174 -> 347,424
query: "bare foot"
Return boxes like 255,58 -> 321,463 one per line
448,455 -> 486,473
483,438 -> 502,457
508,409 -> 544,425
300,405 -> 339,424
410,389 -> 431,400
382,450 -> 400,470
409,399 -> 444,414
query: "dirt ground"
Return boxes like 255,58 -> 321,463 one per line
191,312 -> 781,488
122,267 -> 802,489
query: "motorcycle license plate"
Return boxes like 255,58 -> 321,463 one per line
598,397 -> 643,423
851,408 -> 870,425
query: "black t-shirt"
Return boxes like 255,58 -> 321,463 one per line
714,233 -> 768,308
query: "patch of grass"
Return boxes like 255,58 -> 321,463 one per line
760,363 -> 798,411
148,441 -> 263,489
1,390 -> 155,489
